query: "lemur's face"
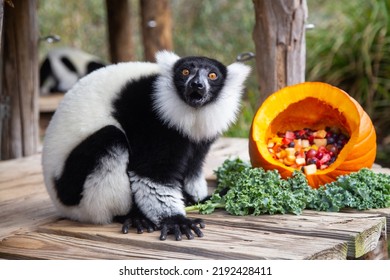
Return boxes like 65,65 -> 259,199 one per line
173,57 -> 227,108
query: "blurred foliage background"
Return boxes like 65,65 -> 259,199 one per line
38,0 -> 390,166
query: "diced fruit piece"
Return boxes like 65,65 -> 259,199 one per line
301,139 -> 310,148
276,149 -> 287,159
284,157 -> 295,166
295,157 -> 306,166
306,148 -> 317,158
306,157 -> 318,165
315,151 -> 324,160
285,147 -> 296,156
319,153 -> 331,165
282,137 -> 292,145
303,164 -> 317,175
326,144 -> 338,154
285,130 -> 295,140
313,138 -> 327,147
313,129 -> 327,138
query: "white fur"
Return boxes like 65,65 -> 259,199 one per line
184,172 -> 209,202
52,147 -> 131,224
153,56 -> 251,142
42,61 -> 160,223
129,172 -> 186,226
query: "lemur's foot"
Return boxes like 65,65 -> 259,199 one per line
115,209 -> 157,234
159,214 -> 205,241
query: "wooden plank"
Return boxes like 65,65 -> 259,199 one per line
194,211 -> 386,259
13,219 -> 346,260
0,153 -> 41,183
0,231 -> 210,260
39,93 -> 64,113
204,137 -> 250,181
0,153 -> 57,240
360,208 -> 390,234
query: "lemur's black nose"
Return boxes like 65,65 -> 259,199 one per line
190,80 -> 205,90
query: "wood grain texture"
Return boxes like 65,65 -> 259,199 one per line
105,0 -> 134,63
1,0 -> 39,160
140,0 -> 173,62
32,219 -> 347,260
39,93 -> 64,113
252,0 -> 307,102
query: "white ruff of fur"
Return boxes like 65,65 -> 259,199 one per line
153,51 -> 251,142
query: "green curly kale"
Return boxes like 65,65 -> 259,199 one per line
185,158 -> 390,216
309,168 -> 390,211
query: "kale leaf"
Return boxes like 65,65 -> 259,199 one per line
185,158 -> 390,216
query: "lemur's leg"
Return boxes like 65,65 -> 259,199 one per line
54,125 -> 132,224
184,170 -> 209,204
183,141 -> 212,204
122,172 -> 204,240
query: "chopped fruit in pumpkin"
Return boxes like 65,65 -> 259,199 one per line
266,127 -> 350,175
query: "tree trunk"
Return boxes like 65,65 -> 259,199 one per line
106,0 -> 134,63
1,0 -> 39,160
140,0 -> 173,62
252,0 -> 307,103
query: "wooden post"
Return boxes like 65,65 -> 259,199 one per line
140,0 -> 173,62
1,0 -> 39,160
0,1 -> 4,51
0,1 -> 4,155
105,0 -> 134,63
252,0 -> 307,103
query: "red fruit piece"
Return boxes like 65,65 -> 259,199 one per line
320,153 -> 331,165
317,146 -> 328,153
315,151 -> 324,160
282,138 -> 292,145
306,149 -> 317,158
285,131 -> 295,139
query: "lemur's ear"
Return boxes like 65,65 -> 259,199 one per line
225,62 -> 251,92
155,51 -> 181,75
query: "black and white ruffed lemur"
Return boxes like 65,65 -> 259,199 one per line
42,51 -> 251,240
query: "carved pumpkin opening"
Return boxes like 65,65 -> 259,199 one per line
269,98 -> 350,135
249,82 -> 376,188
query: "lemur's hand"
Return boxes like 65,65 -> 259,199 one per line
159,215 -> 205,241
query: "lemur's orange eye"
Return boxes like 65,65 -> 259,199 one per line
208,72 -> 218,80
182,69 -> 190,76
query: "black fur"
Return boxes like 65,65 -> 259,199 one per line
87,61 -> 105,74
55,125 -> 129,205
112,75 -> 214,187
39,58 -> 59,93
60,57 -> 78,74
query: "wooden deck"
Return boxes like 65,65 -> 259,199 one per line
0,138 -> 389,260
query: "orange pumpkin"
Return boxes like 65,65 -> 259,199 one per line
249,82 -> 377,188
